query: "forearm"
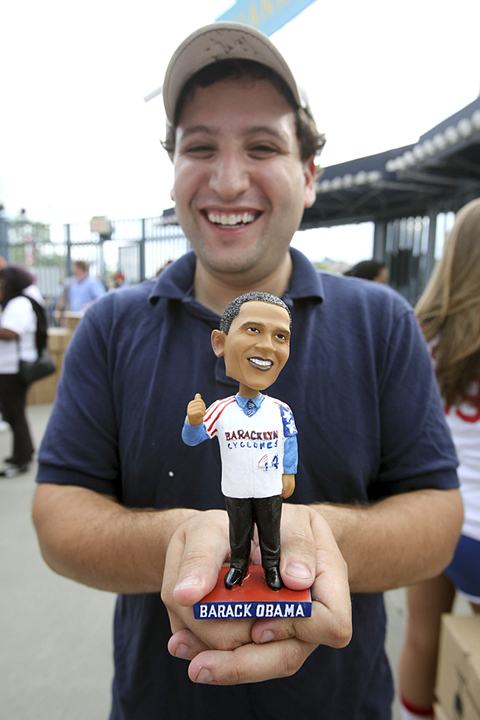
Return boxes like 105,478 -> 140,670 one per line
32,483 -> 199,593
0,328 -> 17,340
313,488 -> 463,593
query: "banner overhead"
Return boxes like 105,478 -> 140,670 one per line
217,0 -> 316,36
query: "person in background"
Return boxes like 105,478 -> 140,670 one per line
0,265 -> 40,477
344,259 -> 389,283
31,22 -> 461,720
398,198 -> 480,720
0,255 -> 8,432
68,260 -> 106,311
113,272 -> 128,290
0,256 -> 44,430
53,274 -> 74,324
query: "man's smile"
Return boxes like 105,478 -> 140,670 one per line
248,357 -> 274,370
205,210 -> 259,227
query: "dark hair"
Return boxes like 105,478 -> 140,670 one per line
344,260 -> 386,281
0,266 -> 34,308
74,260 -> 89,273
220,292 -> 291,334
162,59 -> 325,164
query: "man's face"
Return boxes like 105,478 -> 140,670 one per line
211,301 -> 291,397
73,265 -> 87,280
172,78 -> 316,287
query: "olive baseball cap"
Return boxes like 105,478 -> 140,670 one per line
162,22 -> 305,124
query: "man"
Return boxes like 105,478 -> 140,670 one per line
32,22 -> 461,720
182,292 -> 298,591
113,271 -> 128,290
68,260 -> 106,311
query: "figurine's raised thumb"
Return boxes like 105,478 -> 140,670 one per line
194,393 -> 202,400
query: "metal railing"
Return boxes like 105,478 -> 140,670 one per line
1,216 -> 190,321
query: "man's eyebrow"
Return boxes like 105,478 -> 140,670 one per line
178,125 -> 215,139
241,126 -> 288,142
179,125 -> 288,142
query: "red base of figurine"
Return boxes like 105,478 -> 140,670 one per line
193,565 -> 312,619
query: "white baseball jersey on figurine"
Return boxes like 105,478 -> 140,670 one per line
203,394 -> 297,499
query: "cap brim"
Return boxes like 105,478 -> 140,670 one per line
162,22 -> 302,124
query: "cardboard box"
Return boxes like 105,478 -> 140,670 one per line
436,615 -> 480,720
27,329 -> 71,405
435,703 -> 451,720
464,654 -> 480,719
27,371 -> 59,405
62,311 -> 83,333
47,327 -> 72,352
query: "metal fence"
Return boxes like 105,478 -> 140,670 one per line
0,210 -> 455,317
375,210 -> 454,305
0,216 -> 190,322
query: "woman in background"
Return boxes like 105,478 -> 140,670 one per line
398,198 -> 480,720
0,265 -> 38,477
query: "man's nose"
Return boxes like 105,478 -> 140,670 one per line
209,151 -> 250,199
255,333 -> 276,352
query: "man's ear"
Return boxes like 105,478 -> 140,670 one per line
303,157 -> 317,209
211,329 -> 226,357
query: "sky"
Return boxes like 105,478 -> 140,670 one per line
2,0 -> 480,264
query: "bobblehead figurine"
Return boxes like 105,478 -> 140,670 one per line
182,292 -> 298,592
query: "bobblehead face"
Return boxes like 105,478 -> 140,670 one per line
211,300 -> 291,399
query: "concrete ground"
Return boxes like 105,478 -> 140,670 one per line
0,403 -> 469,719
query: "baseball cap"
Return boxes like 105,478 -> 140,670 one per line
162,22 -> 306,124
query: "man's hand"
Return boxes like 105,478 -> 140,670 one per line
187,393 -> 207,427
161,504 -> 352,685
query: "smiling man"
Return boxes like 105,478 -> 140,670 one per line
183,292 -> 297,591
32,22 -> 461,720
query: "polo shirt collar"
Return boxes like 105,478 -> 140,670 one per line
286,247 -> 324,303
149,246 -> 325,309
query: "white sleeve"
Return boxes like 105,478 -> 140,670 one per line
1,297 -> 36,334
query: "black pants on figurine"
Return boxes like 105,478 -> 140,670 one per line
225,495 -> 283,573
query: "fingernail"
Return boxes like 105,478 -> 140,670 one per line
261,630 -> 275,644
285,563 -> 311,579
175,576 -> 202,589
196,668 -> 213,684
174,643 -> 190,659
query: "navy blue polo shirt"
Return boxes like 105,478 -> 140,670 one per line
37,248 -> 458,720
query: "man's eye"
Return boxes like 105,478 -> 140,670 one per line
247,326 -> 260,333
248,144 -> 278,158
183,145 -> 215,157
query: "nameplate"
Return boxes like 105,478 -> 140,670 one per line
193,566 -> 312,620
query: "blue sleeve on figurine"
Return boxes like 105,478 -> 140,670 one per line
181,419 -> 209,446
279,404 -> 298,438
283,435 -> 298,474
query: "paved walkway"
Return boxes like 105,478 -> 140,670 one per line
0,404 -> 115,720
0,402 -> 467,719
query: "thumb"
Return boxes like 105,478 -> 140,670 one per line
194,393 -> 202,401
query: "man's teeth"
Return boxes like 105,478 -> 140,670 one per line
207,212 -> 256,226
249,358 -> 273,369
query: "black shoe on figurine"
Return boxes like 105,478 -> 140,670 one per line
224,565 -> 247,590
265,566 -> 282,591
